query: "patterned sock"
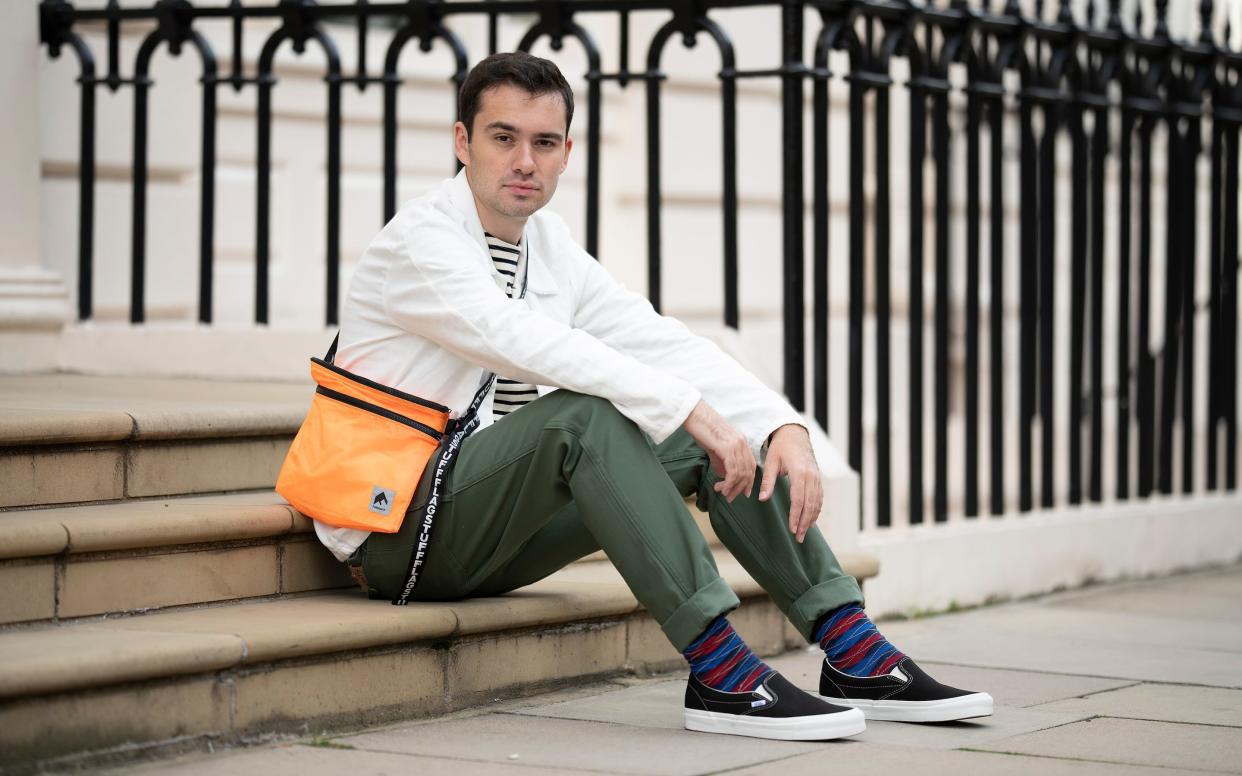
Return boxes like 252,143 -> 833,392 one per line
814,603 -> 905,677
682,616 -> 774,693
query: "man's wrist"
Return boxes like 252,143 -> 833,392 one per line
769,422 -> 808,442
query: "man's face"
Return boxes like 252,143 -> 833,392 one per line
454,84 -> 573,238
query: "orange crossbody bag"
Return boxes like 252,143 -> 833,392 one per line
275,337 -> 454,533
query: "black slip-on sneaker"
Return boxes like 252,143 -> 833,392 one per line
684,671 -> 866,741
819,656 -> 993,722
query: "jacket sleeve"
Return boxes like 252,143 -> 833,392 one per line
567,239 -> 806,460
381,210 -> 701,445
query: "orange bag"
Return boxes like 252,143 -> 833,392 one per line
276,342 -> 453,533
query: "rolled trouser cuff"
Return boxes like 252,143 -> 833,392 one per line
660,576 -> 741,651
788,575 -> 865,643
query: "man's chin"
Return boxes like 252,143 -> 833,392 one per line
499,199 -> 547,218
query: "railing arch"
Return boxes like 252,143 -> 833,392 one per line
255,8 -> 342,325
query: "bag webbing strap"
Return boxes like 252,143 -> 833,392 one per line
391,236 -> 532,605
391,371 -> 493,605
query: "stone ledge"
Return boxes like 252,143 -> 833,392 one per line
0,513 -> 69,559
0,374 -> 309,448
0,492 -> 763,625
0,492 -> 299,558
0,551 -> 877,702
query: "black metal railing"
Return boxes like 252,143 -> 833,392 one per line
39,0 -> 1241,525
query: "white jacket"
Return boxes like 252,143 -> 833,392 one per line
315,170 -> 805,560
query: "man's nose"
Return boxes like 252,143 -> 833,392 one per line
512,143 -> 535,174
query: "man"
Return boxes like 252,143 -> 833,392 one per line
317,51 -> 992,741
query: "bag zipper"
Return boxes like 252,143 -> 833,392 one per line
315,386 -> 444,440
312,358 -> 451,413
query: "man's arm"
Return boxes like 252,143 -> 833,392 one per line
568,240 -> 806,459
382,212 -> 700,444
567,236 -> 823,540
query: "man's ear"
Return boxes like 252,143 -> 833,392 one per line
559,135 -> 574,174
453,121 -> 470,168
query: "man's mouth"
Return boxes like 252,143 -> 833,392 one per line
504,182 -> 538,193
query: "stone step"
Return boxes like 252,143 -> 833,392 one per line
0,492 -> 353,626
0,549 -> 880,769
0,374 -> 308,510
0,491 -> 738,627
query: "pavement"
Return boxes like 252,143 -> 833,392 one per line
119,564 -> 1242,775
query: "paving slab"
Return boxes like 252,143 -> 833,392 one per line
513,679 -> 685,730
123,743 -> 602,775
338,712 -> 830,775
1035,682 -> 1242,728
975,717 -> 1242,774
874,605 -> 1242,688
1045,568 -> 1242,623
726,742 -> 1207,776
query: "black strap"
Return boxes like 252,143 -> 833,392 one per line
391,236 -> 532,605
325,333 -> 340,364
391,372 -> 494,605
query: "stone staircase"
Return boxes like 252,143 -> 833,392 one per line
0,374 -> 877,770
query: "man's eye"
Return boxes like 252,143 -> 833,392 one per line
495,134 -> 511,143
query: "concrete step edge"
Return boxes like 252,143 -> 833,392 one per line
0,491 -> 757,626
0,589 -> 805,770
0,492 -> 302,560
0,551 -> 879,702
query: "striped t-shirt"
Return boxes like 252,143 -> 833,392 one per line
485,232 -> 540,420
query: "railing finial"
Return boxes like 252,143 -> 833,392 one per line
278,0 -> 318,55
39,0 -> 74,58
1199,0 -> 1214,43
670,0 -> 706,48
154,0 -> 195,57
1057,0 -> 1075,25
1154,0 -> 1169,39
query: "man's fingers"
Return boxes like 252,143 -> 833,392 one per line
723,441 -> 750,502
797,475 -> 823,542
797,481 -> 815,542
787,475 -> 804,537
758,455 -> 778,501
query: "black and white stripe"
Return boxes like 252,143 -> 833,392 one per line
485,233 -> 539,419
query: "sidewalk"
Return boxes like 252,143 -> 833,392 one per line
120,564 -> 1242,775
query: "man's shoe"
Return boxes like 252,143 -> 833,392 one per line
684,671 -> 866,741
819,657 -> 993,722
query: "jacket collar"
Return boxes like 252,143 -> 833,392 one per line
446,169 -> 559,296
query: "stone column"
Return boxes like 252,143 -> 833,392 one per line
0,1 -> 68,372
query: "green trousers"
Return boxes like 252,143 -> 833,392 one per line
357,389 -> 863,650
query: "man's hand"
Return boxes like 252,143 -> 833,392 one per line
758,424 -> 822,543
682,400 -> 756,503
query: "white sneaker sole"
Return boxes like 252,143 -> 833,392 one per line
684,706 -> 866,741
821,692 -> 994,722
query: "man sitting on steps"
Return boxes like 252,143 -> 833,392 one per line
316,51 -> 992,741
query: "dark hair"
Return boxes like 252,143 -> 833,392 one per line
458,52 -> 574,140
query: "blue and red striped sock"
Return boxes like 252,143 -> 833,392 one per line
682,616 -> 773,693
815,603 -> 905,677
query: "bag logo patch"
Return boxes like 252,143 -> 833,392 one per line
369,486 -> 395,515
